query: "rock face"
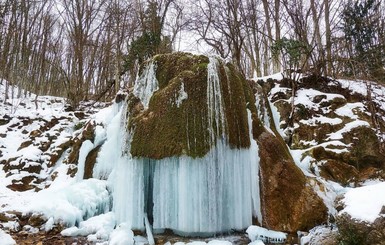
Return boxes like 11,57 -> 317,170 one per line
260,75 -> 385,187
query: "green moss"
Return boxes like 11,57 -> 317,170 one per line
130,53 -> 210,159
219,63 -> 251,149
128,52 -> 257,159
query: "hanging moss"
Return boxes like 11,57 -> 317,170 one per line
128,52 -> 257,159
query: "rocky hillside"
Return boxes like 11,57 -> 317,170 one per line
255,73 -> 385,244
1,53 -> 385,244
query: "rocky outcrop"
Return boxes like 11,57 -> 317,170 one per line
259,75 -> 385,186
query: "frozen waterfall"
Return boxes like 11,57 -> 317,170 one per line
93,56 -> 262,235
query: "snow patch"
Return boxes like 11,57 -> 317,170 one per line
0,229 -> 16,245
340,182 -> 385,222
327,120 -> 370,140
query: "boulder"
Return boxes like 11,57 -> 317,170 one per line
257,130 -> 328,232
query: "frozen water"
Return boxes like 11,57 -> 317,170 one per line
133,61 -> 159,109
94,56 -> 261,235
75,140 -> 95,181
246,225 -> 287,244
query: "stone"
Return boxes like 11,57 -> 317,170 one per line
28,214 -> 47,227
319,159 -> 359,185
257,130 -> 328,232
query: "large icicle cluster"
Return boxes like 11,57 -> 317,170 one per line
92,56 -> 261,235
133,61 -> 159,109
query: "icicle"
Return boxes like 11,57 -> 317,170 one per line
75,140 -> 94,181
207,57 -> 226,143
144,213 -> 155,245
133,61 -> 159,109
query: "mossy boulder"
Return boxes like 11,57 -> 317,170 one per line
128,52 -> 256,159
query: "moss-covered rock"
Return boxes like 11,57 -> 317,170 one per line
129,52 -> 255,159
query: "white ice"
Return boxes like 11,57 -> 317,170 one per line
246,225 -> 287,244
133,61 -> 159,109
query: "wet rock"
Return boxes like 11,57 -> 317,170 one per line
83,145 -> 102,179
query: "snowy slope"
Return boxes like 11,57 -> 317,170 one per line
255,73 -> 385,243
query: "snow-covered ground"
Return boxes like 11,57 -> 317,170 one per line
0,80 -> 262,244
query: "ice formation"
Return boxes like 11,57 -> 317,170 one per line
175,82 -> 188,107
133,61 -> 159,109
91,56 -> 261,235
246,225 -> 287,244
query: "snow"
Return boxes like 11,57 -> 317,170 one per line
340,182 -> 385,222
299,115 -> 342,126
253,72 -> 283,82
327,120 -> 370,140
337,79 -> 368,96
61,212 -> 115,241
0,229 -> 16,245
246,225 -> 287,244
295,88 -> 344,110
335,102 -> 365,120
300,225 -> 337,245
109,223 -> 134,245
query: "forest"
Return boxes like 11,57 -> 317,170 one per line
0,0 -> 384,107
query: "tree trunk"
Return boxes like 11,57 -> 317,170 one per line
325,0 -> 332,75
